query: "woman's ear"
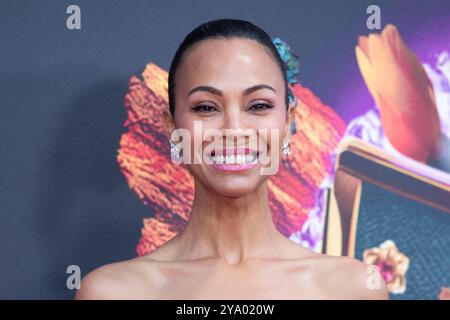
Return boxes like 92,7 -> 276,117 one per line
162,107 -> 176,135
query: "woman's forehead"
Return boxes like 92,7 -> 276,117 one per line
178,38 -> 284,88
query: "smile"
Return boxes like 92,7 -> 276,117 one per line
207,153 -> 257,164
205,147 -> 260,172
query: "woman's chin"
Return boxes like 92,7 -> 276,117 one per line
207,176 -> 264,198
211,186 -> 257,198
186,163 -> 267,197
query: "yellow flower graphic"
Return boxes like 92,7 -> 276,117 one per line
363,240 -> 410,294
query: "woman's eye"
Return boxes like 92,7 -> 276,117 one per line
249,103 -> 273,111
192,105 -> 217,113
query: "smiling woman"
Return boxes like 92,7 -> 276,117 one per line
75,18 -> 389,300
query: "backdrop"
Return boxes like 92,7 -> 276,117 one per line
1,0 -> 449,299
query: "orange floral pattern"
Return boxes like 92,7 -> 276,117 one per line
117,63 -> 347,256
438,287 -> 450,300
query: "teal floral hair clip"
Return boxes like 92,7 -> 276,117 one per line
272,37 -> 300,134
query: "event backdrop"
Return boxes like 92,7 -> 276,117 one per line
1,0 -> 449,299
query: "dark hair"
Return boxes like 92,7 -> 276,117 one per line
168,18 -> 291,118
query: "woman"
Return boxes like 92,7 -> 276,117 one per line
76,18 -> 388,300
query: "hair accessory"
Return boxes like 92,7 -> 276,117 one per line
272,37 -> 300,135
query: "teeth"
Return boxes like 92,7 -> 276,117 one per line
212,156 -> 225,164
207,153 -> 257,164
246,153 -> 256,162
225,155 -> 234,163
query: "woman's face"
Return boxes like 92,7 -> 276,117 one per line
165,38 -> 293,197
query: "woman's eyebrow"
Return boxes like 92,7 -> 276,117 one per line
187,84 -> 276,97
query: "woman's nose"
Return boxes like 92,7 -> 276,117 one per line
220,106 -> 254,146
222,105 -> 243,130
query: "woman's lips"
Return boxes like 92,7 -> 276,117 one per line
212,160 -> 257,172
211,158 -> 258,172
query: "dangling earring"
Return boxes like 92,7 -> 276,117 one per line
282,137 -> 291,157
169,139 -> 182,163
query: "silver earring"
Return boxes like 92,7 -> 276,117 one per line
169,139 -> 182,163
282,138 -> 291,156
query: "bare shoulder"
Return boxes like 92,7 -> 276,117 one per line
75,236 -> 183,299
307,253 -> 389,300
75,256 -> 161,300
287,246 -> 388,299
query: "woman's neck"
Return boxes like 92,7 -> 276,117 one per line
172,179 -> 290,266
